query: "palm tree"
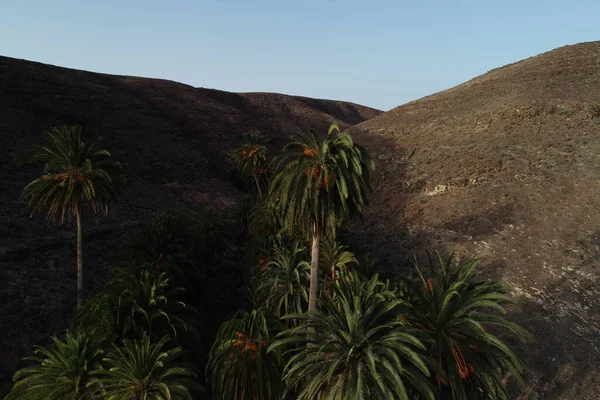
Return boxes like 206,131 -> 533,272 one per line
19,125 -> 126,309
207,308 -> 283,400
92,335 -> 202,399
109,265 -> 201,344
254,239 -> 310,321
7,329 -> 105,400
233,130 -> 270,200
269,271 -> 435,400
269,124 -> 374,311
77,264 -> 201,347
320,238 -> 357,296
403,255 -> 533,399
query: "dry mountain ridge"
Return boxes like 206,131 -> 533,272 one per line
349,41 -> 600,399
0,55 -> 380,394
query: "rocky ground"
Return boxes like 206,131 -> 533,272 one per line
348,41 -> 600,399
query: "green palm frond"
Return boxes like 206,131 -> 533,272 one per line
270,271 -> 435,400
403,254 -> 533,399
320,236 -> 357,277
248,198 -> 282,238
254,239 -> 310,320
19,125 -> 125,224
268,124 -> 374,240
355,253 -> 382,280
7,329 -> 105,400
207,308 -> 284,400
79,265 -> 201,347
92,335 -> 202,399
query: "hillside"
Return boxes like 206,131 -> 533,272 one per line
348,41 -> 600,399
0,56 -> 381,392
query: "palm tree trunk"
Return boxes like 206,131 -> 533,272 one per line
76,205 -> 84,311
252,173 -> 263,200
308,224 -> 320,312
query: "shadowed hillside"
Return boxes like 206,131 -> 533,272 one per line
349,41 -> 600,399
0,56 -> 380,393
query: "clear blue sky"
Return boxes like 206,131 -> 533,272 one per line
1,1 -> 599,110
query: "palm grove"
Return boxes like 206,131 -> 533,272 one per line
8,124 -> 533,399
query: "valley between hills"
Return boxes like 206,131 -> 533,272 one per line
2,42 -> 600,398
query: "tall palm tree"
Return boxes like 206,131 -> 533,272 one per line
7,329 -> 105,400
403,255 -> 533,399
233,130 -> 270,200
19,125 -> 126,309
269,271 -> 435,400
207,308 -> 283,400
92,335 -> 202,399
269,124 -> 374,311
254,239 -> 310,321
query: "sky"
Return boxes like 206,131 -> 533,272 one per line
1,1 -> 599,111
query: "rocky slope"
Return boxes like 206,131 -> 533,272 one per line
348,41 -> 600,399
0,56 -> 380,393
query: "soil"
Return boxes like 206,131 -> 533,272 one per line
348,41 -> 600,399
0,55 -> 380,395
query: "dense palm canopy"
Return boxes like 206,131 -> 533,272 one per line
403,255 -> 533,399
270,272 -> 435,400
233,130 -> 270,199
208,308 -> 283,400
7,330 -> 105,400
19,125 -> 126,309
93,335 -> 201,399
9,125 -> 538,400
269,124 -> 374,311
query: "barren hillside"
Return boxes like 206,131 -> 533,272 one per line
349,41 -> 600,399
0,56 -> 380,392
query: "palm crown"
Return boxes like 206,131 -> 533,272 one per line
270,271 -> 435,400
208,307 -> 283,400
233,130 -> 270,199
6,329 -> 105,400
403,255 -> 533,399
20,125 -> 125,223
92,335 -> 201,399
270,124 -> 374,239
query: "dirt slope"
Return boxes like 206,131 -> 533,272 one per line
348,41 -> 600,399
0,56 -> 380,393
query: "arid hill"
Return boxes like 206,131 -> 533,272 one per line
0,56 -> 380,393
348,41 -> 600,399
